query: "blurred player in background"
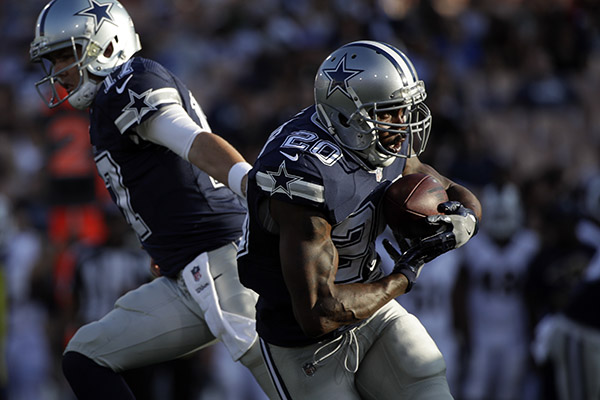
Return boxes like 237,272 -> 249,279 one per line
532,175 -> 600,400
237,40 -> 482,399
3,199 -> 53,400
29,0 -> 276,399
461,180 -> 540,400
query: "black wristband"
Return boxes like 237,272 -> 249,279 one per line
394,262 -> 419,293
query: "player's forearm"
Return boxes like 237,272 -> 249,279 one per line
296,277 -> 408,337
137,105 -> 250,197
287,234 -> 408,337
319,275 -> 409,329
188,132 -> 248,191
275,200 -> 407,336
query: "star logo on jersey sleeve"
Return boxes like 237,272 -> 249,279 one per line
267,161 -> 303,199
322,54 -> 363,99
75,0 -> 116,34
122,88 -> 157,124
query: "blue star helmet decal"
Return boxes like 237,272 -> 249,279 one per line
267,161 -> 303,199
75,0 -> 116,34
122,88 -> 157,125
322,54 -> 363,99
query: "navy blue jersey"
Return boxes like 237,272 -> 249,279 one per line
237,106 -> 407,346
564,280 -> 600,329
90,57 -> 246,278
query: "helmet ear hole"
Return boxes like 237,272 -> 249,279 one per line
338,114 -> 350,127
103,42 -> 114,58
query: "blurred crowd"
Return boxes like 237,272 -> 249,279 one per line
1,0 -> 599,399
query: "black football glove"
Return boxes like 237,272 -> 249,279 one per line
426,201 -> 479,249
382,230 -> 456,292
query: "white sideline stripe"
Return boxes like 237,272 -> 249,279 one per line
260,337 -> 290,400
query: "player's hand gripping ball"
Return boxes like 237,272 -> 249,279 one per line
383,173 -> 449,239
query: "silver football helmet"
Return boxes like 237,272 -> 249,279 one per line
315,41 -> 431,168
481,182 -> 524,241
30,0 -> 141,109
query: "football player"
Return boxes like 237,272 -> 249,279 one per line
237,40 -> 482,399
30,0 -> 276,399
532,175 -> 600,400
461,182 -> 540,400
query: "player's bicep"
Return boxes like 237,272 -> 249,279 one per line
270,198 -> 338,335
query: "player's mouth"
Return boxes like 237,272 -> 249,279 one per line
381,133 -> 405,153
60,81 -> 74,93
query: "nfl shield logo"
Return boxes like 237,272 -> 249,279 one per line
191,266 -> 201,282
302,362 -> 317,377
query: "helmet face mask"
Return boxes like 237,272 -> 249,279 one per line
315,41 -> 431,169
34,38 -> 95,109
30,0 -> 141,109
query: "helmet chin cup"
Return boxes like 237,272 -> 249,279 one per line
358,146 -> 395,169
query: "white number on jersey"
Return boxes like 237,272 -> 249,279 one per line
95,151 -> 152,241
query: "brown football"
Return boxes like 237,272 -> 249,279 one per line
383,173 -> 449,239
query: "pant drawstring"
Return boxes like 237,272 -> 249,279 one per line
310,328 -> 360,373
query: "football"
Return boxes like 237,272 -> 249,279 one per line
383,173 -> 449,239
